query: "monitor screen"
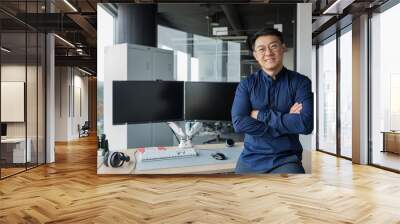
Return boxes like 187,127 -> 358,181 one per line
1,123 -> 7,137
184,82 -> 239,121
113,81 -> 184,124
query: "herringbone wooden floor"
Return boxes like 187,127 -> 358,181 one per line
1,135 -> 400,224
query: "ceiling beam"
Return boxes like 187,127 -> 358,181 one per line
55,55 -> 96,72
221,5 -> 246,36
67,13 -> 97,39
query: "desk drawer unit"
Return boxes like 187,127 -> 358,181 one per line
383,132 -> 400,154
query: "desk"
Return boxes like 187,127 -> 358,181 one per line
1,138 -> 31,163
97,143 -> 244,174
382,131 -> 400,154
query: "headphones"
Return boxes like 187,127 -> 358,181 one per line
226,138 -> 235,147
104,151 -> 130,168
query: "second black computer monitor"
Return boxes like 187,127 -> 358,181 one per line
184,82 -> 238,121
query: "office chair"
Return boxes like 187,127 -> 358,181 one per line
79,121 -> 90,138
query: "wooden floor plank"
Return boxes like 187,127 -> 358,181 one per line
0,135 -> 400,223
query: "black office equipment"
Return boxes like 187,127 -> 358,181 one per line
104,151 -> 130,168
211,152 -> 227,160
226,138 -> 235,147
184,82 -> 238,121
79,121 -> 90,138
1,123 -> 7,137
113,81 -> 184,124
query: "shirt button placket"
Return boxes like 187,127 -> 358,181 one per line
270,84 -> 276,110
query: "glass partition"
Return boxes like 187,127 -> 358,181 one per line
1,31 -> 28,177
0,1 -> 46,179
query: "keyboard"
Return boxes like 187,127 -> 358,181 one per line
137,147 -> 197,162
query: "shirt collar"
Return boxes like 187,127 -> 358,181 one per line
260,67 -> 287,83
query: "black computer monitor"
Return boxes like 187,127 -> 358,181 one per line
113,80 -> 184,124
1,123 -> 7,137
184,82 -> 239,121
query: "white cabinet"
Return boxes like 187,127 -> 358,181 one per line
127,47 -> 152,80
104,43 -> 175,150
153,51 -> 173,80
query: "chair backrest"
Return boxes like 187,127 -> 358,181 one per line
82,121 -> 90,129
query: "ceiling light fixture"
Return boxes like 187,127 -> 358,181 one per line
78,67 -> 92,76
322,0 -> 354,15
63,0 -> 78,12
1,47 -> 11,53
54,34 -> 75,48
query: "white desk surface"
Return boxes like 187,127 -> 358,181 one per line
97,143 -> 244,175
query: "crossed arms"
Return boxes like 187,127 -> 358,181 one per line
231,78 -> 314,137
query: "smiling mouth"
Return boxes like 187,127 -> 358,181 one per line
265,59 -> 275,62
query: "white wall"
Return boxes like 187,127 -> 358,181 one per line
284,48 -> 294,71
54,67 -> 89,141
104,44 -> 128,150
1,63 -> 46,164
1,65 -> 35,138
55,67 -> 69,141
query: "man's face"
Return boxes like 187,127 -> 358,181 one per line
253,35 -> 286,72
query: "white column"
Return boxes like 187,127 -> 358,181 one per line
297,3 -> 313,173
46,33 -> 55,163
352,14 -> 369,164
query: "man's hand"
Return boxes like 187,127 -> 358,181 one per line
251,103 -> 302,120
290,102 -> 303,114
250,110 -> 259,119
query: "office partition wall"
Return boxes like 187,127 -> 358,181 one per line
0,1 -> 47,179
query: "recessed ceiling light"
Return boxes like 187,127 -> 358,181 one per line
78,67 -> 92,76
63,0 -> 78,12
1,47 -> 11,53
54,34 -> 75,48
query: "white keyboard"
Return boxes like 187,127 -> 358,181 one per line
137,147 -> 197,162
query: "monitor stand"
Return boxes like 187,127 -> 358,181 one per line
167,121 -> 202,149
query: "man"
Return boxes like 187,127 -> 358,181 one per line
231,28 -> 313,174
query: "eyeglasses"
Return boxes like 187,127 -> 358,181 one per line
254,43 -> 281,55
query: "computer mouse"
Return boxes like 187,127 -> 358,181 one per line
211,152 -> 227,160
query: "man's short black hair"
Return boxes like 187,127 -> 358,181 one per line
250,27 -> 284,51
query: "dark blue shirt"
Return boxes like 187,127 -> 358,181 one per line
231,67 -> 313,173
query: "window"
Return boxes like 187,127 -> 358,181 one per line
157,25 -> 241,82
339,28 -> 352,158
317,36 -> 337,155
370,3 -> 400,171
